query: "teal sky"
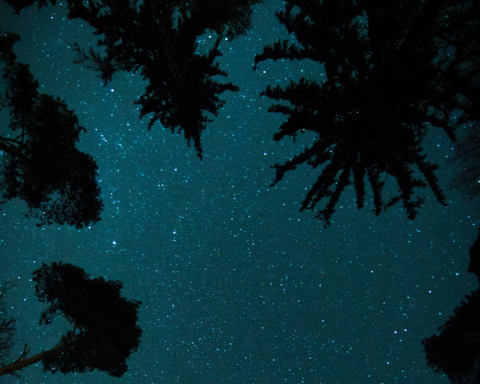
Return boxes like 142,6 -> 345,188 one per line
1,1 -> 479,383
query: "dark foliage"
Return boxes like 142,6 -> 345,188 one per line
0,30 -> 103,228
423,286 -> 480,383
468,228 -> 480,283
0,281 -> 16,365
450,124 -> 480,203
444,0 -> 480,204
32,262 -> 142,377
254,0 -> 479,226
424,226 -> 480,383
66,0 -> 263,159
3,0 -> 56,15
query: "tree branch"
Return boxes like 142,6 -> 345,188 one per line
0,338 -> 78,377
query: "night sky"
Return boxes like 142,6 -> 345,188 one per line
1,1 -> 479,383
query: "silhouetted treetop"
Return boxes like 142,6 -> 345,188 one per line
32,262 -> 142,377
0,30 -> 103,228
255,0 -> 479,226
449,124 -> 480,205
0,262 -> 142,378
65,0 -> 262,159
445,0 -> 480,205
0,280 -> 16,367
3,0 -> 56,15
467,228 -> 480,283
423,286 -> 480,383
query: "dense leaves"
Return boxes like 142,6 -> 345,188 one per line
67,0 -> 263,159
423,286 -> 480,384
467,228 -> 480,283
450,124 -> 480,204
0,30 -> 103,228
0,280 -> 16,366
255,0 -> 479,226
3,0 -> 479,227
32,262 -> 142,377
442,1 -> 480,205
3,0 -> 56,15
423,228 -> 480,383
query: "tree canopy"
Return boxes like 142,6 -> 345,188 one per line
422,286 -> 480,384
0,30 -> 103,228
254,0 -> 479,226
450,123 -> 480,204
0,262 -> 142,378
422,228 -> 480,383
65,0 -> 263,159
0,280 -> 16,367
3,0 -> 479,225
4,0 -> 56,14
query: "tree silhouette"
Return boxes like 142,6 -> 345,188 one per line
0,262 -> 142,378
58,0 -> 262,159
450,124 -> 480,204
444,0 -> 480,206
422,228 -> 480,383
254,0 -> 479,226
0,30 -> 103,228
3,0 -> 56,14
467,228 -> 480,283
422,287 -> 480,384
0,280 -> 16,367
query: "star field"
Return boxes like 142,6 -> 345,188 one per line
1,1 -> 479,383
